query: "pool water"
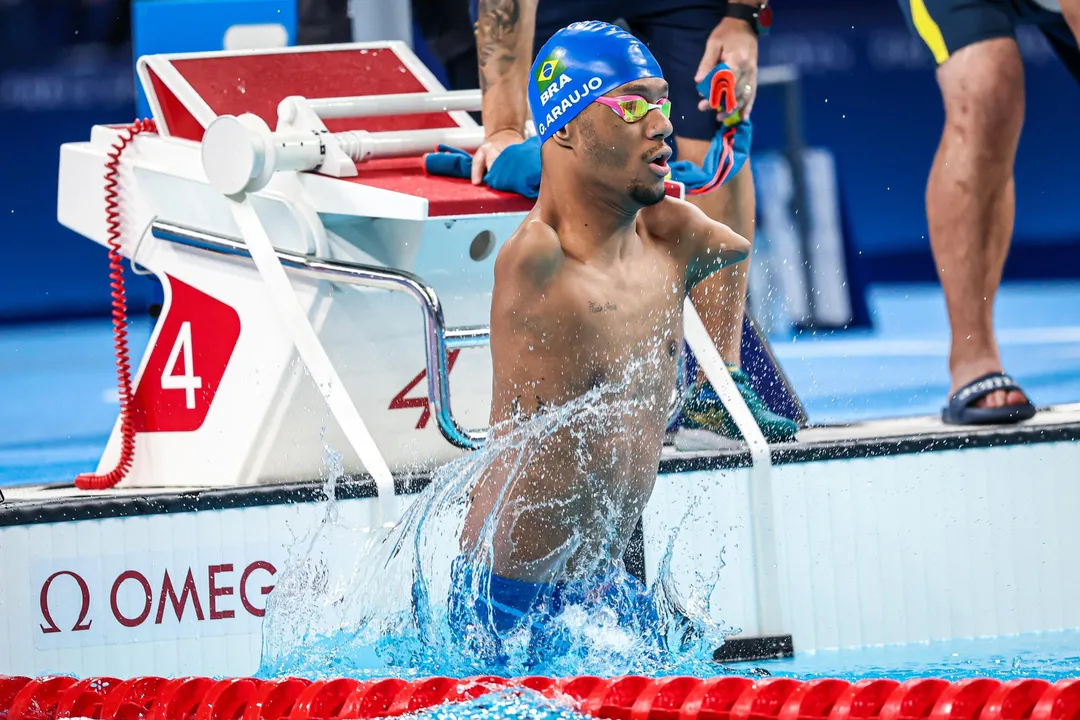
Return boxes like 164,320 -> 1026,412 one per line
746,629 -> 1080,682
411,692 -> 595,720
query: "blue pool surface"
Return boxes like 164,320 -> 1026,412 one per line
746,629 -> 1080,682
3,281 -> 1080,487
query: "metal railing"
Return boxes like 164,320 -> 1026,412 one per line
151,220 -> 489,450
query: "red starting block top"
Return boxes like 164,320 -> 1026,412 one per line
347,157 -> 536,217
137,43 -> 536,217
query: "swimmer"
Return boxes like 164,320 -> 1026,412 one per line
453,21 -> 750,652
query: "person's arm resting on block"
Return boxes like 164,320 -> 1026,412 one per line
473,0 -> 539,183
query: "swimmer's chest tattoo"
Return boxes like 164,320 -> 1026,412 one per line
588,300 -> 618,313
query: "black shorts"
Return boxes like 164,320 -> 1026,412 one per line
470,0 -> 727,141
897,0 -> 1080,82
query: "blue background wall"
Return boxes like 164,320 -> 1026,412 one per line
1,0 -> 1078,323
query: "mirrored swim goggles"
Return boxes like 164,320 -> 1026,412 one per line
594,95 -> 671,123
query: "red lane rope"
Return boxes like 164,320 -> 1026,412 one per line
3,675 -> 1080,720
74,118 -> 157,491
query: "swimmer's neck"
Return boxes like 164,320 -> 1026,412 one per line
536,180 -> 641,261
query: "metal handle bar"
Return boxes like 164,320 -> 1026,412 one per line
300,90 -> 483,119
201,113 -> 485,195
151,220 -> 488,449
286,65 -> 798,122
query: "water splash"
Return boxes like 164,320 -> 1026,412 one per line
256,355 -> 740,681
410,688 -> 592,720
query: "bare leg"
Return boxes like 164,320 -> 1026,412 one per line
676,137 -> 755,368
931,37 -> 1028,410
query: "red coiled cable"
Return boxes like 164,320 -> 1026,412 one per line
74,118 -> 158,491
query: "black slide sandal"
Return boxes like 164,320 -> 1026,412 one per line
941,372 -> 1037,426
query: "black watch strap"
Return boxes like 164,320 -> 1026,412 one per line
724,2 -> 770,36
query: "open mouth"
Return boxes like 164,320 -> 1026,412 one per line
646,147 -> 672,176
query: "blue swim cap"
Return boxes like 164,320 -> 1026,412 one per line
528,21 -> 664,145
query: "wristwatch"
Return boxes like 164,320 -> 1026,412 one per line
724,1 -> 772,36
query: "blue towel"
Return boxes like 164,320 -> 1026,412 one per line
423,143 -> 473,179
425,138 -> 542,199
670,118 -> 752,197
484,137 -> 543,198
422,64 -> 751,199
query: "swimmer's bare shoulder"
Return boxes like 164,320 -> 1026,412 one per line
490,217 -> 576,354
493,217 -> 565,293
639,197 -> 751,290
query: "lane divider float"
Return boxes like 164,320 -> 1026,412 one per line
1,675 -> 1079,720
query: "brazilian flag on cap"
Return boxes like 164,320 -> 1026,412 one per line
536,48 -> 566,93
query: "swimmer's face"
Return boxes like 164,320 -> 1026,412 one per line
574,77 -> 673,207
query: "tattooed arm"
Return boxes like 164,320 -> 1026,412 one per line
471,0 -> 538,184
